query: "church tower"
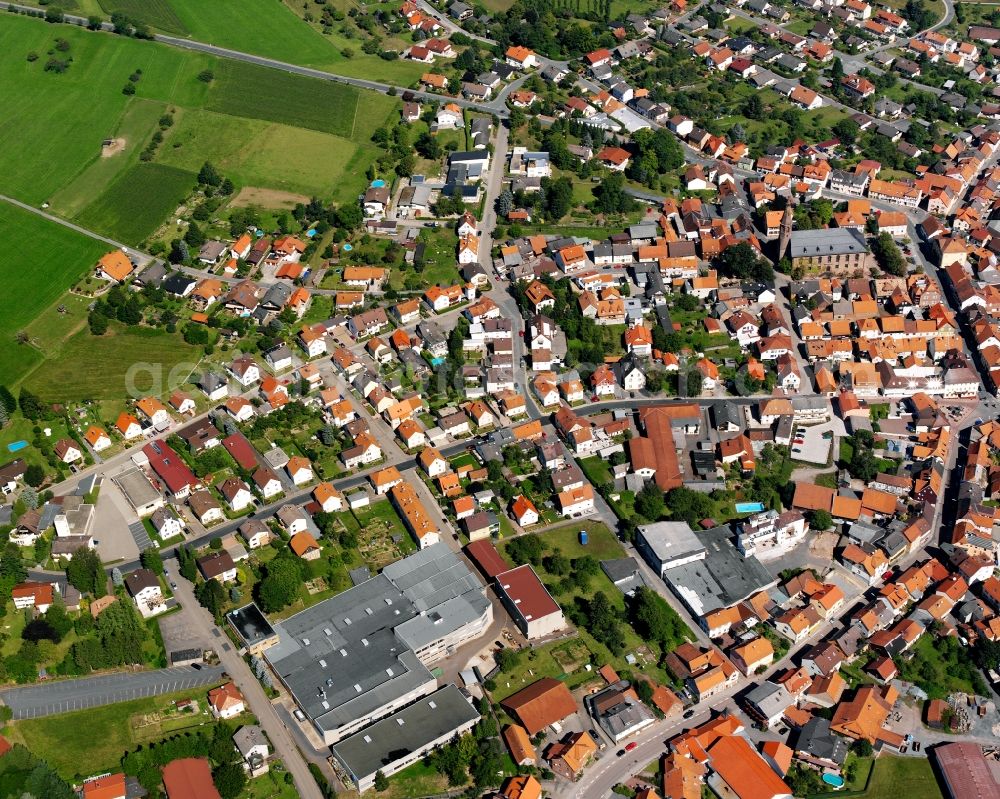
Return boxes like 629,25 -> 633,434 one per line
777,201 -> 794,262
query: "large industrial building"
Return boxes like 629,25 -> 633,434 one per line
332,684 -> 480,792
264,543 -> 492,745
636,521 -> 707,576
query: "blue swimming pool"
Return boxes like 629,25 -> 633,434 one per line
370,179 -> 386,188
822,773 -> 844,788
735,502 -> 765,513
7,441 -> 27,453
306,229 -> 317,238
343,243 -> 354,252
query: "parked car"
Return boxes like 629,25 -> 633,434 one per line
625,742 -> 638,752
683,709 -> 696,719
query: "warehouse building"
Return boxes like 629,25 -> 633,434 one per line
264,543 -> 491,745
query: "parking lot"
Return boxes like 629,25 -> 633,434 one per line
790,422 -> 835,465
0,665 -> 224,719
158,603 -> 211,658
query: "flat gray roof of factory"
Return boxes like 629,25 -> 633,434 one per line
265,543 -> 486,736
332,685 -> 479,781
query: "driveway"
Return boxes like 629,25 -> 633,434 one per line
0,664 -> 224,719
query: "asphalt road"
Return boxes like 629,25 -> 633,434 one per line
167,560 -> 326,799
0,664 -> 225,719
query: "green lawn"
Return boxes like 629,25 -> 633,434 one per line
242,768 -> 300,799
0,202 -> 108,384
22,322 -> 202,404
76,162 -> 196,244
6,683 -> 226,780
856,756 -> 943,799
0,417 -> 74,475
412,227 -> 462,288
579,456 -> 613,488
379,759 -> 453,799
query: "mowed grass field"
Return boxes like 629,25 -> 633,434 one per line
0,16 -> 211,206
23,322 -> 202,404
49,98 -> 167,218
76,162 -> 196,243
157,107 -> 382,205
0,203 -> 108,384
859,756 -> 943,799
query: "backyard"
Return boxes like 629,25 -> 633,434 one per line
853,755 -> 942,799
492,522 -> 692,699
5,682 -> 228,779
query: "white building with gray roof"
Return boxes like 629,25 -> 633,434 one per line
332,684 -> 479,792
264,543 -> 491,745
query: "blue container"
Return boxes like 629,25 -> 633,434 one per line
579,530 -> 588,545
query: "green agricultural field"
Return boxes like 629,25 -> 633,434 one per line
23,323 -> 202,404
0,202 -> 107,384
98,0 -> 189,35
168,0 -> 340,68
0,15 -> 211,205
205,59 -> 398,141
0,14 -> 398,238
48,98 -> 167,219
76,162 -> 196,244
157,108 -> 378,205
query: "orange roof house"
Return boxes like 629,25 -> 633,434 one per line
84,425 -> 111,449
501,678 -> 577,735
830,684 -> 901,745
82,773 -> 127,799
115,412 -> 141,437
162,758 -> 222,799
503,724 -> 537,766
500,775 -> 541,799
545,730 -> 597,778
708,734 -> 793,799
207,682 -> 245,717
97,250 -> 134,282
289,531 -> 321,559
